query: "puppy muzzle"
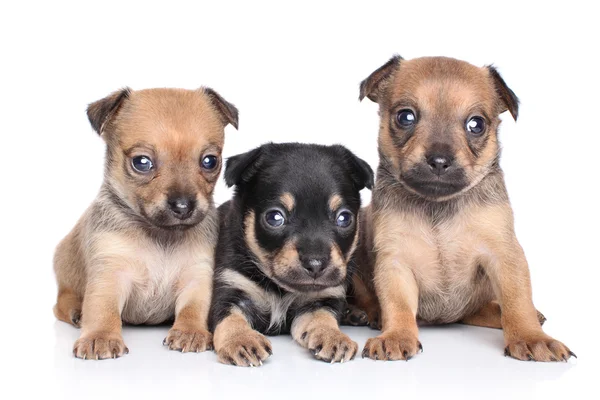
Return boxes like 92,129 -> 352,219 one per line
274,264 -> 345,293
401,162 -> 469,199
144,206 -> 207,230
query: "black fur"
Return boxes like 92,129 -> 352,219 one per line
209,143 -> 373,335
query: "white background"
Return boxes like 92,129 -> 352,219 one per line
1,1 -> 598,399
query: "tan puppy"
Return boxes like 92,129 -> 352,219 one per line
53,87 -> 238,360
353,55 -> 575,362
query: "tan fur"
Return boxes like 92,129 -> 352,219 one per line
328,194 -> 343,211
104,89 -> 224,221
213,308 -> 273,367
461,301 -> 504,329
280,192 -> 295,211
330,244 -> 344,268
54,88 -> 234,359
358,56 -> 573,362
375,58 -> 503,202
244,211 -> 269,265
291,309 -> 358,363
348,205 -> 380,326
273,241 -> 302,273
244,210 -> 303,285
346,219 -> 360,264
349,274 -> 379,326
460,300 -> 545,329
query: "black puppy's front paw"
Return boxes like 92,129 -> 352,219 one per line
216,330 -> 272,367
299,327 -> 358,363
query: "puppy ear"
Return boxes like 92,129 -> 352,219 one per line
349,155 -> 375,191
359,55 -> 402,103
334,146 -> 374,191
87,88 -> 131,135
202,87 -> 239,129
487,66 -> 519,121
224,146 -> 264,187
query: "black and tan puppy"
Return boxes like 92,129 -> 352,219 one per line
352,55 -> 575,362
53,87 -> 238,359
209,143 -> 373,366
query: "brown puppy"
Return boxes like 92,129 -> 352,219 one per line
352,55 -> 574,362
53,87 -> 238,359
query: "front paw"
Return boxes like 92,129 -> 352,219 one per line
164,328 -> 213,352
299,327 -> 358,363
216,330 -> 272,367
362,331 -> 422,361
73,332 -> 128,360
505,334 -> 576,362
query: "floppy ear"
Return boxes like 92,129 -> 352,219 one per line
203,87 -> 239,129
224,146 -> 264,187
487,66 -> 519,121
349,154 -> 374,191
87,87 -> 131,135
359,55 -> 402,103
334,146 -> 374,191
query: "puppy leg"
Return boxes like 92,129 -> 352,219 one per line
460,301 -> 546,329
53,230 -> 84,327
213,308 -> 272,367
362,256 -> 421,361
165,269 -> 213,352
487,241 -> 573,362
343,275 -> 379,328
73,269 -> 130,360
54,287 -> 82,327
292,309 -> 358,363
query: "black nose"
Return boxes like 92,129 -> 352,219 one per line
426,154 -> 453,176
300,255 -> 329,278
168,197 -> 195,220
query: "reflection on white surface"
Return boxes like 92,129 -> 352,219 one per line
44,321 -> 582,400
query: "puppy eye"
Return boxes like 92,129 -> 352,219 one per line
201,155 -> 218,170
466,116 -> 486,135
131,156 -> 154,173
396,109 -> 416,127
335,210 -> 353,228
265,210 -> 286,228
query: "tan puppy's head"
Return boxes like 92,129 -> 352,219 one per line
87,87 -> 238,230
360,56 -> 519,201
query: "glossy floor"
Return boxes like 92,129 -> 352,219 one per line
24,318 -> 587,400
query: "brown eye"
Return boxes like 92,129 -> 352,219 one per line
466,116 -> 485,135
396,109 -> 416,127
